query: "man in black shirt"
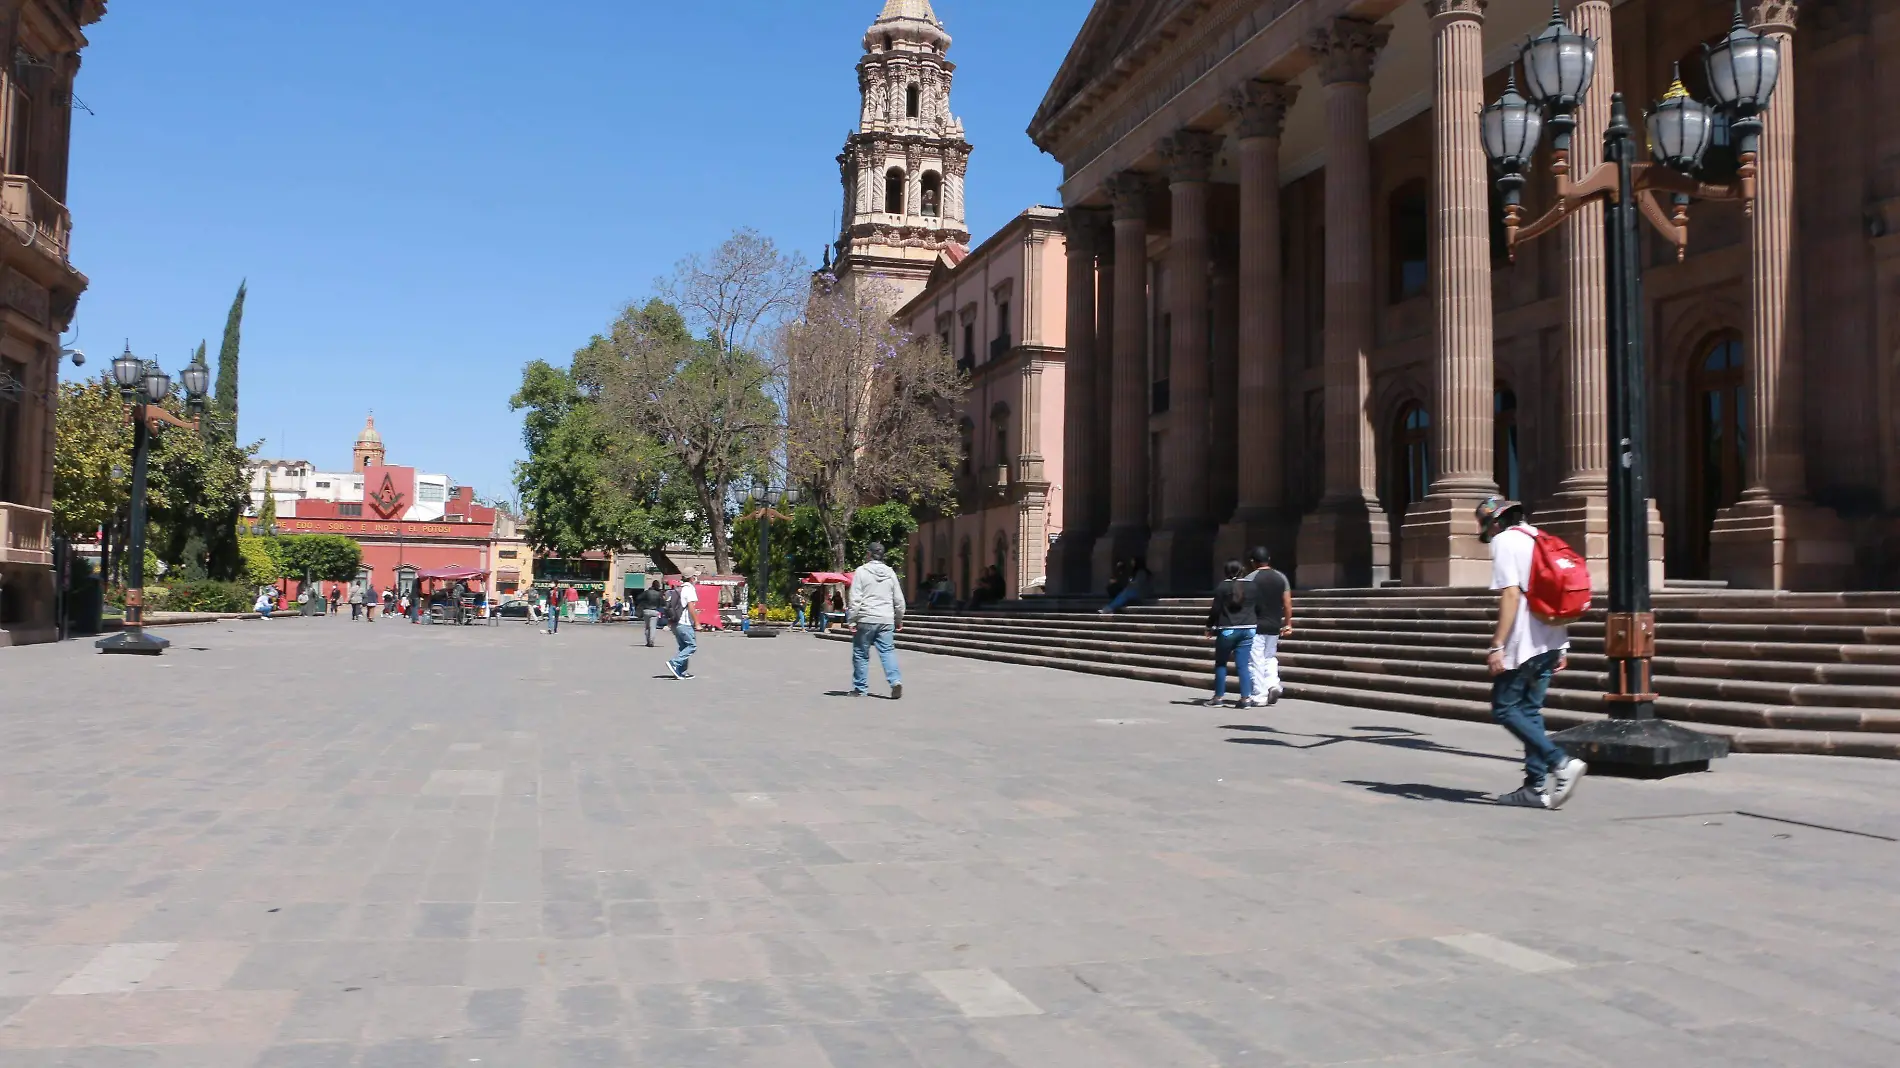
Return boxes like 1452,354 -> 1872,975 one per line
1246,547 -> 1293,706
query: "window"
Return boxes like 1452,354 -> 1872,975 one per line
1152,312 -> 1172,413
417,483 -> 446,503
885,167 -> 906,214
962,322 -> 975,365
958,417 -> 975,475
992,406 -> 1010,471
315,481 -> 331,489
0,358 -> 20,503
6,87 -> 29,177
883,34 -> 893,51
919,171 -> 942,216
1387,403 -> 1432,579
1389,179 -> 1430,302
907,84 -> 921,119
338,503 -> 363,517
1494,388 -> 1520,501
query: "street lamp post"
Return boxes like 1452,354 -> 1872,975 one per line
97,344 -> 210,655
1480,2 -> 1778,775
746,485 -> 789,638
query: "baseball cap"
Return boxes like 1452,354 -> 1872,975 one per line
1474,496 -> 1523,543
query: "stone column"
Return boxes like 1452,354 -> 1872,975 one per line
1398,0 -> 1496,588
1216,80 -> 1300,573
1049,210 -> 1104,593
1090,172 -> 1155,586
1711,1 -> 1851,590
1093,228 -> 1117,548
1209,235 -> 1240,525
1148,130 -> 1222,593
1294,17 -> 1393,589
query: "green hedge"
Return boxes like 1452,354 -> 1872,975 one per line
159,579 -> 256,614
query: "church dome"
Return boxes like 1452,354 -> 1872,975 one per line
865,0 -> 949,52
356,414 -> 382,445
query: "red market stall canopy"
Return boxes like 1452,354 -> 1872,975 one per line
802,572 -> 853,585
418,565 -> 488,581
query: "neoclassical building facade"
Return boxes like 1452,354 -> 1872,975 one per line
0,0 -> 107,646
1037,0 -> 1892,595
830,0 -> 975,305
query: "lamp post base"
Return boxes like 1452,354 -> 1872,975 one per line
1549,717 -> 1729,778
96,629 -> 171,656
745,625 -> 781,638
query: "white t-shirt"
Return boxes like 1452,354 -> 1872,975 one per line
675,582 -> 699,626
1489,524 -> 1571,670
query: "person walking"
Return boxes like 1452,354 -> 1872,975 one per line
637,582 -> 664,647
1245,547 -> 1293,707
846,542 -> 906,699
1203,560 -> 1258,707
348,582 -> 364,621
666,570 -> 701,679
1478,497 -> 1588,810
545,587 -> 560,634
328,585 -> 341,616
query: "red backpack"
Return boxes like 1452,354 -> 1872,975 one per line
1525,528 -> 1593,625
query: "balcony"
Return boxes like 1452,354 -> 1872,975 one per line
0,175 -> 70,262
1151,378 -> 1171,414
984,464 -> 1010,489
0,501 -> 52,568
956,354 -> 974,374
989,337 -> 1011,362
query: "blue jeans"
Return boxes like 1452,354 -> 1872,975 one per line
669,622 -> 697,674
1491,649 -> 1569,787
852,624 -> 901,693
1103,586 -> 1141,612
1212,628 -> 1255,702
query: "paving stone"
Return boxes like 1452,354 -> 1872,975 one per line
0,623 -> 1893,1063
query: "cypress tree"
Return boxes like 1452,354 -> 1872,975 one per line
214,281 -> 246,419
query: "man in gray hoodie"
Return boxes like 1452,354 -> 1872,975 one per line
847,542 -> 906,699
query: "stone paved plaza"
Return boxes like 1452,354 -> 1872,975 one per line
0,617 -> 1895,1067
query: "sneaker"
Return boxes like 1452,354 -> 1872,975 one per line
665,663 -> 683,680
678,672 -> 696,681
1495,785 -> 1551,809
890,684 -> 903,700
1268,686 -> 1284,706
1548,758 -> 1587,810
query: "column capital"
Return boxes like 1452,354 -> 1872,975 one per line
1159,129 -> 1222,184
1307,17 -> 1392,86
1106,171 -> 1154,221
1749,1 -> 1797,34
1227,80 -> 1299,140
1424,0 -> 1486,27
1063,208 -> 1112,257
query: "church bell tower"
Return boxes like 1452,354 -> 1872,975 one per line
831,0 -> 973,304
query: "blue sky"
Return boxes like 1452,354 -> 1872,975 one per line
63,0 -> 1092,501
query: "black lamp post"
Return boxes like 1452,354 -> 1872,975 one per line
97,344 -> 210,655
1480,1 -> 1779,775
747,484 -> 789,638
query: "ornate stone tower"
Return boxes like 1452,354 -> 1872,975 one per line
831,0 -> 973,304
352,413 -> 385,471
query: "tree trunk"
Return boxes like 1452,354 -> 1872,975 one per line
697,471 -> 731,576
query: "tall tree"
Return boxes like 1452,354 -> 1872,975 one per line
782,277 -> 962,568
589,298 -> 778,575
214,281 -> 246,419
510,360 -> 693,561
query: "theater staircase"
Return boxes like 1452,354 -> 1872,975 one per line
818,588 -> 1900,758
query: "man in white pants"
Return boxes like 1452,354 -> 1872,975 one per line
1245,547 -> 1292,706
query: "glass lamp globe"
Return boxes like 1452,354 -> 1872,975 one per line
1648,69 -> 1716,173
140,362 -> 172,404
111,343 -> 143,390
1480,69 -> 1543,171
1519,2 -> 1597,110
1705,1 -> 1780,115
180,357 -> 210,400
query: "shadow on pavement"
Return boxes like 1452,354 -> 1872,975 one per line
1342,780 -> 1493,804
1221,723 -> 1517,764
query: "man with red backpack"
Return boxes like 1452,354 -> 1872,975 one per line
1477,497 -> 1589,810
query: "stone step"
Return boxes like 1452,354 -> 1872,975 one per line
818,633 -> 1900,758
905,629 -> 1900,716
904,618 -> 1900,669
911,611 -> 1900,651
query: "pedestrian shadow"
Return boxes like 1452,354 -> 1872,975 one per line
1221,724 -> 1517,764
1341,780 -> 1493,804
823,689 -> 897,699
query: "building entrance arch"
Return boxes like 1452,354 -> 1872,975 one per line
1384,402 -> 1431,583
